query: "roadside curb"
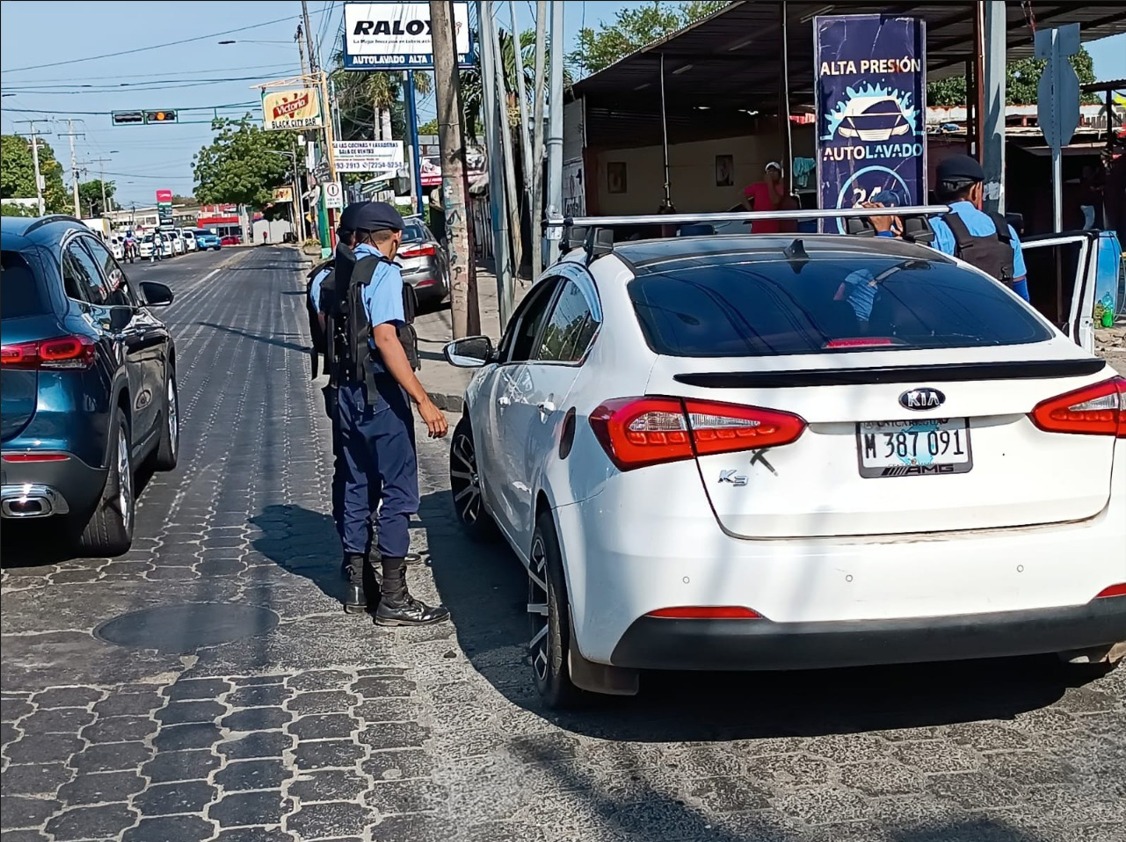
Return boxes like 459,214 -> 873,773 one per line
428,391 -> 464,413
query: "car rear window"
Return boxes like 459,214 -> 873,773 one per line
627,255 -> 1053,357
1,249 -> 47,319
404,222 -> 426,242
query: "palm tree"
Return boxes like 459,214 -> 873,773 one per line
329,49 -> 432,142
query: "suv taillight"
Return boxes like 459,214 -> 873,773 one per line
0,336 -> 96,370
589,396 -> 807,471
1030,377 -> 1126,438
400,244 -> 436,259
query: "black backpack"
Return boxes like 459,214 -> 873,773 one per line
943,213 -> 1015,283
305,260 -> 332,378
346,257 -> 421,381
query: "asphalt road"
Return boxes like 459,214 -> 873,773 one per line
2,246 -> 1123,842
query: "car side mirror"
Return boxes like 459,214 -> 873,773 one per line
140,281 -> 174,308
444,335 -> 494,368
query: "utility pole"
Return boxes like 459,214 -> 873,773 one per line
530,0 -> 548,277
84,157 -> 112,216
430,0 -> 474,339
58,119 -> 85,219
296,23 -> 309,78
545,0 -> 564,265
481,2 -> 513,326
510,0 -> 534,278
488,8 -> 521,323
302,0 -> 338,241
982,0 -> 1007,215
15,120 -> 51,216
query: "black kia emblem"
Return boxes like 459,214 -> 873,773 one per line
899,387 -> 946,410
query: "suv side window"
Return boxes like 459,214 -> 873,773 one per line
64,240 -> 107,305
501,278 -> 561,363
82,236 -> 137,308
535,279 -> 600,363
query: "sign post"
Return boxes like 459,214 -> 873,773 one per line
155,189 -> 174,231
814,15 -> 927,232
1035,23 -> 1081,232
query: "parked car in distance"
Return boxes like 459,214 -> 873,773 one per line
444,229 -> 1125,708
399,216 -> 450,306
193,229 -> 222,251
107,234 -> 125,261
2,215 -> 180,556
179,229 -> 197,252
220,235 -> 241,247
165,230 -> 184,256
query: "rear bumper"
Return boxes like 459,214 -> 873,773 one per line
402,263 -> 448,298
610,597 -> 1126,671
0,454 -> 106,519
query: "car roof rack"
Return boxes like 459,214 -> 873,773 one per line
549,205 -> 952,265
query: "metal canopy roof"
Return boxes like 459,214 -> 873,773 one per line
571,0 -> 1126,150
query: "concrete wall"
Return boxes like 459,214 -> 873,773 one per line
589,124 -> 815,215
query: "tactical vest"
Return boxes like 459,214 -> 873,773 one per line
344,255 -> 421,402
943,212 -> 1015,284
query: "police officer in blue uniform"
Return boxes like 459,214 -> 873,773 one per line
336,201 -> 450,626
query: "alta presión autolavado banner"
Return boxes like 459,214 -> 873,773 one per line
815,14 -> 928,232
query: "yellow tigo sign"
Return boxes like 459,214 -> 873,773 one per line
262,89 -> 323,131
272,187 -> 294,203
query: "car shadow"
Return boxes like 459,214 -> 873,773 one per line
195,322 -> 309,354
420,488 -> 1083,742
247,504 -> 344,605
1,462 -> 158,568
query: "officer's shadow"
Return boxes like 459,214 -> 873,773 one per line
248,504 -> 347,604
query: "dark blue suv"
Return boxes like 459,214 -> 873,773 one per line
1,216 -> 179,556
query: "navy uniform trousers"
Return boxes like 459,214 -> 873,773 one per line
324,384 -> 346,537
336,377 -> 419,560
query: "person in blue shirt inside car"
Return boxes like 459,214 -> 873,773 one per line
869,154 -> 1030,303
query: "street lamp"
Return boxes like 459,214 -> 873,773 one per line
269,150 -> 306,243
218,39 -> 294,46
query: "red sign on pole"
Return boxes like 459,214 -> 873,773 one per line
156,189 -> 173,203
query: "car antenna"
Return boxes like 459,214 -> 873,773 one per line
784,238 -> 810,272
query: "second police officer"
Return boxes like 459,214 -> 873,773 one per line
333,201 -> 451,626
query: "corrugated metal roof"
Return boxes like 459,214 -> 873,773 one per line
571,0 -> 1126,150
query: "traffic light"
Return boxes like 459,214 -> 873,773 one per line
144,110 -> 178,124
112,111 -> 145,126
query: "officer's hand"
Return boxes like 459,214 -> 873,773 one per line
418,398 -> 449,439
863,202 -> 898,235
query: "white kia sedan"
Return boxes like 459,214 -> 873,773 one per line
445,233 -> 1125,708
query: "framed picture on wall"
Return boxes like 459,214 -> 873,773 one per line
715,154 -> 734,187
607,162 -> 627,194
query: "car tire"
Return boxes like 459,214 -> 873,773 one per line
151,368 -> 179,471
75,410 -> 134,557
448,416 -> 498,542
529,512 -> 585,710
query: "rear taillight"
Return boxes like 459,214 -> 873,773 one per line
1,336 -> 96,370
589,396 -> 806,471
1030,377 -> 1126,438
1,452 -> 70,462
400,244 -> 436,258
1095,583 -> 1126,599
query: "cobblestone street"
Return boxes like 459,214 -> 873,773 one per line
2,246 -> 1123,842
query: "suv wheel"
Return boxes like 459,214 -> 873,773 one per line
151,369 -> 179,471
76,411 -> 134,557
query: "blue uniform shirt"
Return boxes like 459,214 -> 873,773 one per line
309,267 -> 331,313
931,201 -> 1030,302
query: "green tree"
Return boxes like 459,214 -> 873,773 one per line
0,134 -> 70,213
927,47 -> 1099,106
77,179 -> 116,217
1,202 -> 38,217
330,55 -> 431,143
566,1 -> 730,78
192,116 -> 299,208
418,118 -> 439,136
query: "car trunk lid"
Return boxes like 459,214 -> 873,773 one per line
644,345 -> 1119,538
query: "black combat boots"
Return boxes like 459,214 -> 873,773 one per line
373,557 -> 451,627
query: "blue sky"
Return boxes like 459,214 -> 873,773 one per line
1,1 -> 1123,208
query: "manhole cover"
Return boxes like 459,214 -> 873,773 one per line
94,603 -> 279,654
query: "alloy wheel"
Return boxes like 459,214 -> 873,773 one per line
167,379 -> 179,458
450,430 -> 482,526
528,534 -> 550,684
117,427 -> 132,535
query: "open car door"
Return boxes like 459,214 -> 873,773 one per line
1022,229 -> 1121,353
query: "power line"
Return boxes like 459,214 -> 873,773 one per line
22,63 -> 303,85
1,102 -> 261,117
1,9 -> 331,74
5,74 -> 302,93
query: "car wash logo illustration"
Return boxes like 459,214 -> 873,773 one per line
823,83 -> 920,145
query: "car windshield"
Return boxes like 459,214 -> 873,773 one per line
403,222 -> 426,242
194,230 -> 211,237
627,253 -> 1053,357
1,249 -> 47,319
